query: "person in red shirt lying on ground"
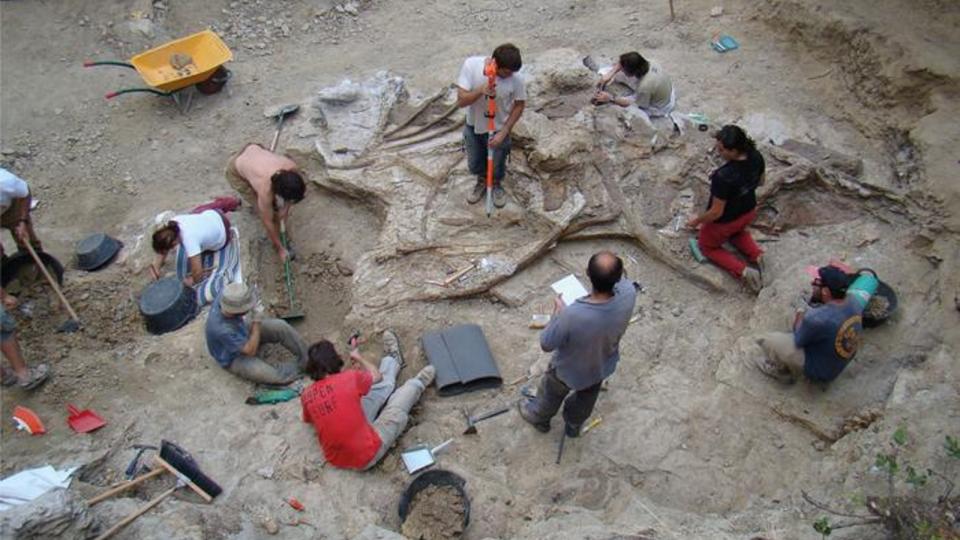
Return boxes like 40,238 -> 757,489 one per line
300,330 -> 436,470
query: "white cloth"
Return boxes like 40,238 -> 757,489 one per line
0,168 -> 29,213
174,210 -> 227,258
0,465 -> 76,511
456,55 -> 526,134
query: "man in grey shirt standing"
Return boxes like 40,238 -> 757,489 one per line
519,251 -> 638,437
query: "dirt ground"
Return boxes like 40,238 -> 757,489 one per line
1,0 -> 959,539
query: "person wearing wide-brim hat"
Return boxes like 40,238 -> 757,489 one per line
205,281 -> 308,384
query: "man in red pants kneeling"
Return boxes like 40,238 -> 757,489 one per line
687,125 -> 765,294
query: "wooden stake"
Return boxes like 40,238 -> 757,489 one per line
669,0 -> 675,20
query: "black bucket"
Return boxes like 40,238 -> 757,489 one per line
139,277 -> 198,335
398,469 -> 470,531
75,233 -> 122,271
1,251 -> 64,291
863,280 -> 898,328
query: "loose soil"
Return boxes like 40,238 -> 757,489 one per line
400,484 -> 466,540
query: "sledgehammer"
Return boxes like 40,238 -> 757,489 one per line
463,405 -> 510,435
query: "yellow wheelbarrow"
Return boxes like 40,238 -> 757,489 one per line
85,30 -> 233,110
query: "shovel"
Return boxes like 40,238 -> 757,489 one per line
264,103 -> 300,153
263,103 -> 304,320
23,242 -> 80,332
67,403 -> 106,433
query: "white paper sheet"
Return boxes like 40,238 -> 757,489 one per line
550,274 -> 588,306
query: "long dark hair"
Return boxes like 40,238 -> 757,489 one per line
714,125 -> 756,154
151,221 -> 180,253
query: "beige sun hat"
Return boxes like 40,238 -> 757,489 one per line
220,282 -> 255,315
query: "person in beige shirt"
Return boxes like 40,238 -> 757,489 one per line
593,51 -> 675,117
225,144 -> 306,262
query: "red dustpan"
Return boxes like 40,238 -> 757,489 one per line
67,404 -> 106,433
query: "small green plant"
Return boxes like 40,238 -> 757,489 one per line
808,428 -> 959,538
813,516 -> 832,538
875,453 -> 899,475
905,466 -> 928,488
893,425 -> 908,446
945,435 -> 960,460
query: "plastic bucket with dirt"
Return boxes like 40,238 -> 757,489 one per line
399,469 -> 470,540
138,277 -> 198,335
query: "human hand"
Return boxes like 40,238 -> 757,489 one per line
684,218 -> 699,231
13,222 -> 30,245
553,294 -> 565,314
277,247 -> 290,262
182,276 -> 195,287
251,303 -> 265,323
349,349 -> 363,365
479,80 -> 496,98
593,91 -> 612,104
489,131 -> 507,148
2,292 -> 18,310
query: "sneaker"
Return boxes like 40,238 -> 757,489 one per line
414,365 -> 436,388
382,329 -> 404,368
754,255 -> 766,283
564,422 -> 581,438
18,364 -> 49,390
517,398 -> 550,433
754,356 -> 795,384
742,267 -> 763,295
492,184 -> 507,208
466,178 -> 485,205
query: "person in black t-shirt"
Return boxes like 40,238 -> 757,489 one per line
686,125 -> 766,294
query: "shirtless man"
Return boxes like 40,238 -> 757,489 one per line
225,144 -> 306,261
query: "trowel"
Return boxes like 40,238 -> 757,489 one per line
401,439 -> 454,474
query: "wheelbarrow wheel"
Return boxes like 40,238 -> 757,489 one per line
195,67 -> 231,95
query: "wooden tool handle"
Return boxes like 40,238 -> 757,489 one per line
23,242 -> 79,321
154,456 -> 213,502
86,467 -> 165,506
93,484 -> 178,540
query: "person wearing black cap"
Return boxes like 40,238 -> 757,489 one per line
755,266 -> 864,384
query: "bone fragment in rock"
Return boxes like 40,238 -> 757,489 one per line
382,87 -> 450,139
383,103 -> 460,143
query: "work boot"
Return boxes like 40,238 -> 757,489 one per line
742,267 -> 763,295
518,398 -> 550,433
492,183 -> 507,208
564,422 -> 581,438
466,177 -> 485,205
414,365 -> 436,388
382,329 -> 404,368
754,356 -> 795,385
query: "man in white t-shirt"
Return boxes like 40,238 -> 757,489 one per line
0,168 -> 42,260
456,43 -> 526,208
